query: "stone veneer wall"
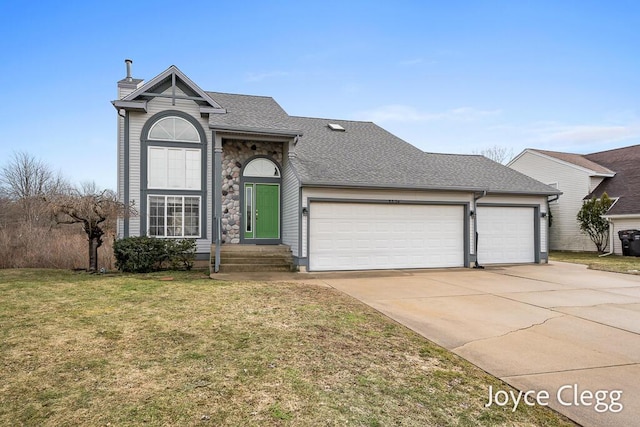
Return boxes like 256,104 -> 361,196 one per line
220,140 -> 283,243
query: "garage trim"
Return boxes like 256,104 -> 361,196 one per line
306,198 -> 470,271
476,203 -> 541,264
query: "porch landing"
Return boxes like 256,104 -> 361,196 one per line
210,244 -> 295,274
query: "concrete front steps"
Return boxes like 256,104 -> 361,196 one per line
210,244 -> 295,273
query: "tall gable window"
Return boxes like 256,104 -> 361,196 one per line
144,113 -> 205,239
148,116 -> 200,143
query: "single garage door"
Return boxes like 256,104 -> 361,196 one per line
477,206 -> 535,264
309,202 -> 465,271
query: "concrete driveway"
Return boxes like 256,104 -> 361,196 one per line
315,262 -> 640,427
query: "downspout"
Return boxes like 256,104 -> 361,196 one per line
118,108 -> 129,238
213,131 -> 222,273
215,218 -> 222,270
545,194 -> 560,258
599,217 -> 614,257
473,190 -> 487,269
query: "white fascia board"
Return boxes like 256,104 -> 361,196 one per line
603,213 -> 640,219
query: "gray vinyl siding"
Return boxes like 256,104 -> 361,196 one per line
281,158 -> 300,257
510,152 -> 595,252
116,85 -> 138,239
128,110 -> 142,237
117,111 -> 125,238
206,130 -> 213,254
610,218 -> 640,255
124,87 -> 212,253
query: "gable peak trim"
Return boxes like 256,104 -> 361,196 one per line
122,65 -> 223,111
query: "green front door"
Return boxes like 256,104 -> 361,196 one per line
244,183 -> 280,240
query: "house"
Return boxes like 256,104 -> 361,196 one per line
508,146 -> 640,254
113,61 -> 560,272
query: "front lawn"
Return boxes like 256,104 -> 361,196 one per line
0,269 -> 575,426
550,251 -> 640,275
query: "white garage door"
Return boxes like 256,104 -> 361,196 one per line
309,202 -> 465,271
477,206 -> 535,264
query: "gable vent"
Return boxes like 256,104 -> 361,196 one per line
328,123 -> 345,132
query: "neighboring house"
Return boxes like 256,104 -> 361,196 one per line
113,62 -> 559,271
509,146 -> 640,254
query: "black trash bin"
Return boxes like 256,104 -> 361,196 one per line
618,230 -> 636,256
629,231 -> 640,257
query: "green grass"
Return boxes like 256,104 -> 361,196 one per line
550,251 -> 640,274
0,269 -> 576,426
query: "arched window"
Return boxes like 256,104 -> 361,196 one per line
243,158 -> 280,177
148,116 -> 200,143
146,115 -> 202,190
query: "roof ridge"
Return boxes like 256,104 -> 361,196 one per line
586,143 -> 640,156
205,90 -> 276,100
423,152 -> 484,157
289,115 -> 374,124
532,148 -> 581,156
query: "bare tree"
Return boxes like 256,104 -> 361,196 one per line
0,151 -> 66,224
48,182 -> 133,271
472,145 -> 515,164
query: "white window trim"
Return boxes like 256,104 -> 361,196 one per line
148,116 -> 201,143
243,157 -> 281,178
147,146 -> 202,190
147,195 -> 201,239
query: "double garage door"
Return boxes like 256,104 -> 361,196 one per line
309,202 -> 465,271
308,202 -> 537,271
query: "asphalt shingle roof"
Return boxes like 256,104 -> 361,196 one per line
532,149 -> 615,174
289,117 -> 557,194
206,91 -> 301,135
204,92 -> 559,195
585,145 -> 640,216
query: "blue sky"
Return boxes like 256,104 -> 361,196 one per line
1,1 -> 638,190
